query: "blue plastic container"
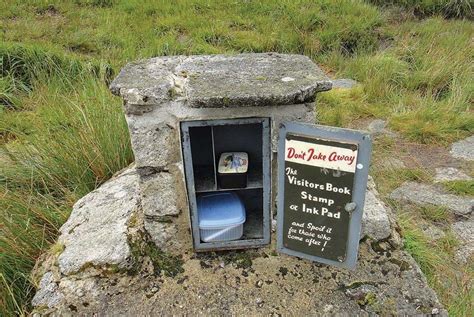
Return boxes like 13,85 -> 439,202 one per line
197,192 -> 246,242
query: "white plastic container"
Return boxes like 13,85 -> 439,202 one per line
197,192 -> 246,242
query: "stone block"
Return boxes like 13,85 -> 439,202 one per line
110,53 -> 331,108
361,189 -> 392,241
140,171 -> 180,218
57,167 -> 139,275
126,117 -> 180,168
144,221 -> 179,252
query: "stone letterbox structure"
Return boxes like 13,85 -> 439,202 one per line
111,53 -> 373,268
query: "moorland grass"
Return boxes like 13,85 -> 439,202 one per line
442,180 -> 474,196
398,210 -> 473,316
0,52 -> 132,315
0,0 -> 473,315
369,0 -> 473,19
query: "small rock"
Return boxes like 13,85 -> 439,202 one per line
272,219 -> 277,232
451,219 -> 474,264
75,288 -> 85,297
420,224 -> 445,241
390,182 -> 473,217
255,280 -> 264,288
345,284 -> 377,301
31,272 -> 64,308
434,167 -> 471,182
361,183 -> 392,241
368,119 -> 387,135
383,157 -> 406,170
57,167 -> 139,275
450,135 -> 474,161
219,261 -> 225,268
323,304 -> 334,313
331,78 -> 358,89
256,297 -> 263,306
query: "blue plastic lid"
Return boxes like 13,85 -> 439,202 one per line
198,192 -> 246,229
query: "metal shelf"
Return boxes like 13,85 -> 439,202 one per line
195,166 -> 263,193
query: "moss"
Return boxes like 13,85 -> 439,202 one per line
127,212 -> 139,229
128,233 -> 184,277
168,87 -> 179,99
372,298 -> 397,315
144,240 -> 184,277
230,252 -> 253,269
222,96 -> 230,106
221,250 -> 262,269
358,292 -> 377,307
50,242 -> 65,256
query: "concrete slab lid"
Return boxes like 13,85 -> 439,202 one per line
110,53 -> 332,107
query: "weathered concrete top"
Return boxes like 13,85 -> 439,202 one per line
110,53 -> 332,108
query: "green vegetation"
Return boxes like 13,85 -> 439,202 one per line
0,0 -> 472,315
418,205 -> 452,223
398,211 -> 472,316
442,180 -> 474,196
129,237 -> 184,277
0,44 -> 132,315
369,0 -> 473,19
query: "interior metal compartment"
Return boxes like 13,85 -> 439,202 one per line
181,117 -> 271,251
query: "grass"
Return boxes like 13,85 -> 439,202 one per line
442,180 -> 474,196
321,17 -> 473,145
0,0 -> 472,315
398,211 -> 473,316
0,45 -> 132,316
369,0 -> 473,19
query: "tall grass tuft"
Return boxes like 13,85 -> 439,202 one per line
1,58 -> 132,315
369,0 -> 473,19
0,42 -> 113,108
398,212 -> 473,316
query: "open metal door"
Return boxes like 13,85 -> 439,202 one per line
276,122 -> 372,269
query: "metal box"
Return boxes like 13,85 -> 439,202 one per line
181,117 -> 271,251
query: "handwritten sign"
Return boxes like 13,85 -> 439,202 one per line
281,133 -> 359,262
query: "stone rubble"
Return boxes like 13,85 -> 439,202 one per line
361,177 -> 392,241
390,182 -> 473,217
367,119 -> 387,135
56,167 -> 139,276
420,224 -> 445,241
31,167 -> 446,316
331,78 -> 358,89
434,167 -> 472,182
450,135 -> 474,161
451,218 -> 474,264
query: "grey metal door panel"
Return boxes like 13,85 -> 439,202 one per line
276,122 -> 372,269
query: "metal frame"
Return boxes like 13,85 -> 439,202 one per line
180,117 -> 271,251
276,122 -> 372,269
